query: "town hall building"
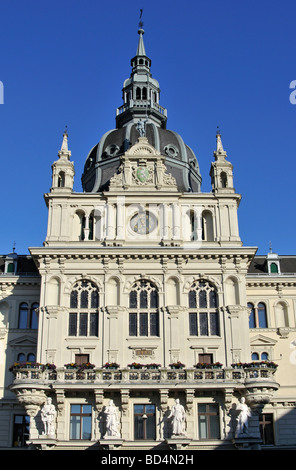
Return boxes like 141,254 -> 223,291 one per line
0,25 -> 296,450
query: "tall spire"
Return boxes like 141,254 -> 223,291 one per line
116,19 -> 167,129
136,27 -> 146,56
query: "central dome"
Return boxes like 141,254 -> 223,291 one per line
81,28 -> 202,193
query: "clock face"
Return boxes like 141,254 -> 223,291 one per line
130,211 -> 156,234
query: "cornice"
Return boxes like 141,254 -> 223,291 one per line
247,278 -> 296,288
29,246 -> 256,259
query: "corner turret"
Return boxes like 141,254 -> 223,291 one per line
50,128 -> 75,192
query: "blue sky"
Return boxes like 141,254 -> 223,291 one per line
0,0 -> 295,255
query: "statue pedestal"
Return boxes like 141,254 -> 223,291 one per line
28,438 -> 57,450
232,437 -> 262,450
99,438 -> 124,450
165,436 -> 191,450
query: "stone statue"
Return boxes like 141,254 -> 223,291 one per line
103,400 -> 120,438
168,399 -> 186,436
41,397 -> 56,438
235,397 -> 251,437
136,119 -> 146,137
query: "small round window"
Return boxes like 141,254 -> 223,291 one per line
164,144 -> 179,158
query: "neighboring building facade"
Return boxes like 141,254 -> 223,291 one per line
0,27 -> 296,450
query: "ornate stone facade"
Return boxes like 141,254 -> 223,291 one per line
0,27 -> 296,451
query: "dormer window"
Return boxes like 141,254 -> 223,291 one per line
267,250 -> 281,275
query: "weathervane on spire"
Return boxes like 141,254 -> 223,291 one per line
139,9 -> 143,28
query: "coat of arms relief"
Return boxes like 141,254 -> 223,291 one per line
109,137 -> 178,191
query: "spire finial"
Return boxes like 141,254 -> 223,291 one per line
58,125 -> 71,160
216,126 -> 224,153
136,14 -> 146,56
61,126 -> 69,152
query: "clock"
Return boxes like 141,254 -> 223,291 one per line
130,211 -> 157,234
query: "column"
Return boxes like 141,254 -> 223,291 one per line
56,390 -> 66,440
159,389 -> 169,439
106,204 -> 115,241
120,390 -> 130,440
116,197 -> 125,241
172,203 -> 181,241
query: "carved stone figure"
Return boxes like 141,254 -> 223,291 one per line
235,397 -> 251,437
104,400 -> 120,438
168,398 -> 186,436
136,119 -> 146,137
41,397 -> 56,438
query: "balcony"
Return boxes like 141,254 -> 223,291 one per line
116,100 -> 167,117
10,364 -> 279,394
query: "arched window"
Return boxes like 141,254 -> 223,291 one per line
136,87 -> 141,100
248,303 -> 256,328
261,352 -> 269,360
188,280 -> 219,336
220,172 -> 227,188
270,263 -> 278,273
30,303 -> 39,329
202,211 -> 214,241
190,211 -> 198,240
58,171 -> 65,187
248,302 -> 268,328
69,280 -> 99,337
27,353 -> 36,362
17,353 -> 26,362
18,303 -> 28,328
18,302 -> 39,329
252,352 -> 259,361
129,280 -> 159,337
258,303 -> 267,328
17,353 -> 36,363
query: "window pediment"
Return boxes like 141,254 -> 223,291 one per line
9,335 -> 37,348
250,334 -> 277,347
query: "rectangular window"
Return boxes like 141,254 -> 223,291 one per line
90,313 -> 98,336
259,413 -> 274,445
198,404 -> 220,440
199,313 -> 208,335
13,415 -> 30,447
139,313 -> 148,336
134,404 -> 156,440
150,312 -> 159,336
210,312 -> 219,335
189,312 -> 198,335
69,313 -> 98,337
70,405 -> 92,440
129,313 -> 137,336
69,313 -> 77,336
79,313 -> 88,336
129,312 -> 159,337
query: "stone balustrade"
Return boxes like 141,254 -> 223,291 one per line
10,365 -> 278,388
